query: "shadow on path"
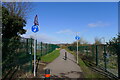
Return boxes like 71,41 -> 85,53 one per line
62,57 -> 77,64
60,71 -> 84,78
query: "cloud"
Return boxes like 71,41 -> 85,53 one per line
88,21 -> 110,27
21,33 -> 61,44
56,29 -> 74,35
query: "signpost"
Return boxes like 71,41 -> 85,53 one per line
32,25 -> 39,33
31,15 -> 39,77
75,33 -> 80,64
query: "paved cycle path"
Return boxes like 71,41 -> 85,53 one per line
44,49 -> 82,78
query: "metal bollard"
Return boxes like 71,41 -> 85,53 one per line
44,69 -> 51,79
65,52 -> 67,60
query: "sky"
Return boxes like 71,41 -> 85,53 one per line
22,2 -> 118,44
3,0 -> 120,2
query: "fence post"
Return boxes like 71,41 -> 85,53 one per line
92,45 -> 94,58
118,2 -> 120,78
54,45 -> 55,50
118,47 -> 120,78
52,44 -> 54,51
118,37 -> 120,78
30,38 -> 33,73
41,42 -> 42,56
103,45 -> 107,71
49,44 -> 51,52
48,44 -> 49,53
46,43 -> 47,54
96,45 -> 98,66
87,46 -> 88,56
26,38 -> 29,54
51,44 -> 53,51
31,38 -> 33,55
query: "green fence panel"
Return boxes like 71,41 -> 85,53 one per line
2,38 -> 33,78
67,44 -> 119,78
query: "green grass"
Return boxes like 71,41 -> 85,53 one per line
78,58 -> 104,78
41,50 -> 60,63
65,48 -> 75,55
65,48 -> 105,78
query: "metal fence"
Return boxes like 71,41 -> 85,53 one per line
68,43 -> 120,78
2,38 -> 33,79
2,37 -> 59,79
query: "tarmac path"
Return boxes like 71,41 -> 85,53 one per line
44,49 -> 83,78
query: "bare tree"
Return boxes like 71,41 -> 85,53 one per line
2,2 -> 32,19
72,37 -> 89,46
94,37 -> 102,44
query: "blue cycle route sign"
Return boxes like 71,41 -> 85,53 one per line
31,25 -> 39,33
75,36 -> 80,40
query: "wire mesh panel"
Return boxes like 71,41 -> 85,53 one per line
41,43 -> 47,56
106,44 -> 118,77
2,38 -> 33,78
2,37 -> 60,79
97,45 -> 104,68
36,42 -> 41,60
18,38 -> 33,73
67,44 -> 119,78
78,45 -> 96,64
91,45 -> 96,64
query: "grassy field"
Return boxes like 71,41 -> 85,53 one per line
65,48 -> 105,78
41,50 -> 60,63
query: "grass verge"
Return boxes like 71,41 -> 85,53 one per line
78,58 -> 104,78
65,48 -> 105,78
41,50 -> 60,63
65,48 -> 75,55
